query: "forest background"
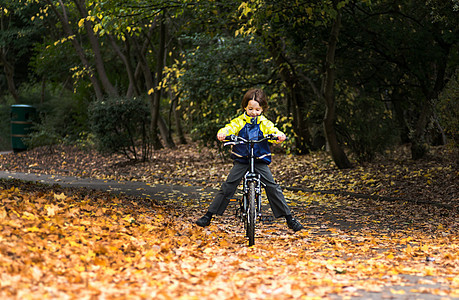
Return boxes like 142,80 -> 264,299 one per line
0,1 -> 458,298
0,0 -> 458,168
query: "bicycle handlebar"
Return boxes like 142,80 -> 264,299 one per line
223,134 -> 281,146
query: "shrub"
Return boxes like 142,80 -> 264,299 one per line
89,97 -> 151,161
24,121 -> 62,151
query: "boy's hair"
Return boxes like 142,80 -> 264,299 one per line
241,88 -> 269,111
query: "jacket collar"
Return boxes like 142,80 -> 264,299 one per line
242,112 -> 262,124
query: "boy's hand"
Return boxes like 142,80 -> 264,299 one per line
217,132 -> 226,141
278,133 -> 286,142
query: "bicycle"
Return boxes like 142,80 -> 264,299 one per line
223,134 -> 281,246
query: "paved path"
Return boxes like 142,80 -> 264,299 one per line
0,170 -> 212,202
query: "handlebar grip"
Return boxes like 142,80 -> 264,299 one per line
222,135 -> 237,142
267,134 -> 277,141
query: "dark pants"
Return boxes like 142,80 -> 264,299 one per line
208,162 -> 291,218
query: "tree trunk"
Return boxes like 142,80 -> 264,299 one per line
322,9 -> 352,169
132,24 -> 163,150
171,91 -> 187,145
128,24 -> 156,97
390,88 -> 411,144
0,53 -> 20,103
41,76 -> 46,104
73,0 -> 118,97
158,115 -> 176,148
108,34 -> 139,97
410,98 -> 431,159
290,88 -> 314,153
410,38 -> 450,159
150,15 -> 168,149
0,7 -> 19,103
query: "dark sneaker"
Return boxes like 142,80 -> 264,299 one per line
287,218 -> 304,232
196,215 -> 212,227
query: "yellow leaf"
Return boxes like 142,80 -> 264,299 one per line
27,226 -> 40,232
219,239 -> 229,247
22,211 -> 37,220
54,192 -> 66,201
46,204 -> 59,217
78,18 -> 85,28
75,265 -> 85,272
0,207 -> 7,219
424,267 -> 435,276
390,289 -> 405,295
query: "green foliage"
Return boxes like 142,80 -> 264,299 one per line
5,0 -> 457,167
89,97 -> 151,161
30,41 -> 77,85
338,96 -> 399,163
179,33 -> 276,146
437,70 -> 459,149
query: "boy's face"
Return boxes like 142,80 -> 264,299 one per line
245,100 -> 263,117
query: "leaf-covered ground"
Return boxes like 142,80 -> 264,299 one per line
0,143 -> 457,299
0,143 -> 457,208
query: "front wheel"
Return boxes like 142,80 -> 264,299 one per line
247,181 -> 256,246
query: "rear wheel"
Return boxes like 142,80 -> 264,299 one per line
247,181 -> 256,246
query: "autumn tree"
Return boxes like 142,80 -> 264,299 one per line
29,0 -> 188,149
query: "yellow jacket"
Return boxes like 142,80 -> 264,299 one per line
218,113 -> 283,164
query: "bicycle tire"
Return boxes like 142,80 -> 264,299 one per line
247,181 -> 256,246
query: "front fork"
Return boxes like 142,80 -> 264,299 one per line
238,172 -> 262,221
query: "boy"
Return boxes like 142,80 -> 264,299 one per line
196,88 -> 304,232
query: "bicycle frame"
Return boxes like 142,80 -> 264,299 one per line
242,140 -> 262,219
224,134 -> 278,245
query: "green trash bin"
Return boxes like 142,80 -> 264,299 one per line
11,104 -> 36,152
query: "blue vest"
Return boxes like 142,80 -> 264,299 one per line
231,116 -> 272,164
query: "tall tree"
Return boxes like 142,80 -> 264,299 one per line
321,7 -> 352,168
73,0 -> 118,97
238,0 -> 353,167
